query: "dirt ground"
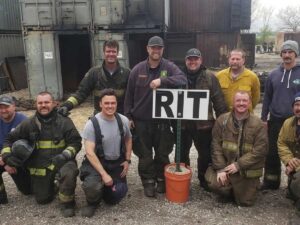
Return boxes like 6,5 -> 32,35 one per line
0,53 -> 299,225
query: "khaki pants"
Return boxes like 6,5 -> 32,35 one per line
205,166 -> 260,206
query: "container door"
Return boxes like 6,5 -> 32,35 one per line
240,33 -> 256,68
92,0 -> 124,27
91,32 -> 129,67
20,0 -> 56,28
57,0 -> 91,29
24,31 -> 63,99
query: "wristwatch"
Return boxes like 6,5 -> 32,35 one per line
125,159 -> 131,164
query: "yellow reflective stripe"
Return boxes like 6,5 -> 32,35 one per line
47,164 -> 55,171
29,168 -> 46,176
0,183 -> 5,191
37,140 -> 65,149
241,169 -> 263,178
265,174 -> 280,181
1,147 -> 11,154
65,146 -> 76,156
67,97 -> 78,106
222,141 -> 238,152
59,192 -> 74,202
243,143 -> 253,152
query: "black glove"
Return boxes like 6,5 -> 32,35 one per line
52,154 -> 68,170
57,106 -> 70,117
57,101 -> 73,117
5,156 -> 23,167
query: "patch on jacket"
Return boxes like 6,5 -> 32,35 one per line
293,79 -> 300,85
160,70 -> 168,78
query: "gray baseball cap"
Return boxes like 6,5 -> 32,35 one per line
147,36 -> 164,47
185,48 -> 202,59
0,95 -> 14,106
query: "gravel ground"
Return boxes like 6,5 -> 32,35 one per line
1,53 -> 298,225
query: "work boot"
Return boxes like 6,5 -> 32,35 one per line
199,177 -> 211,192
0,190 -> 8,204
81,204 -> 97,218
156,180 -> 166,193
61,201 -> 75,218
259,181 -> 280,191
144,183 -> 155,197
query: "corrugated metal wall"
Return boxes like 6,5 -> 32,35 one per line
0,34 -> 24,61
0,0 -> 22,31
169,0 -> 232,32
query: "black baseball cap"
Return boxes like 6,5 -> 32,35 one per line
147,36 -> 164,47
185,48 -> 202,59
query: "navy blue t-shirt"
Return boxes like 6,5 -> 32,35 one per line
0,112 -> 27,149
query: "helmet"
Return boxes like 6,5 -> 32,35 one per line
103,181 -> 128,204
11,139 -> 34,164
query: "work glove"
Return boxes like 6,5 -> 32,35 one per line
57,101 -> 73,117
52,153 -> 68,170
5,155 -> 23,167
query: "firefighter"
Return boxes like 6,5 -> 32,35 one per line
1,91 -> 82,217
58,40 -> 130,116
205,91 -> 268,206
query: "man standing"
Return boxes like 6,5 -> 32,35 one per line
261,40 -> 300,190
180,48 -> 227,190
58,40 -> 130,115
205,91 -> 267,206
217,49 -> 260,111
124,36 -> 187,197
278,92 -> 300,211
1,91 -> 82,217
0,95 -> 29,204
80,89 -> 132,217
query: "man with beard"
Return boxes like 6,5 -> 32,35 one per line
278,92 -> 300,212
124,36 -> 187,197
58,40 -> 130,115
180,48 -> 227,190
217,49 -> 260,111
0,95 -> 29,204
205,91 -> 267,206
261,40 -> 300,190
1,91 -> 82,217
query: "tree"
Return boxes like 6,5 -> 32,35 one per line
258,6 -> 274,44
278,6 -> 300,32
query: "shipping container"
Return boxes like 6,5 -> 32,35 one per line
0,0 -> 22,31
169,0 -> 251,32
20,0 -> 92,30
240,33 -> 256,68
91,31 -> 129,67
92,0 -> 168,31
0,34 -> 24,61
23,31 -> 63,99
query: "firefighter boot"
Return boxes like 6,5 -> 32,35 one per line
144,182 -> 155,197
156,179 -> 166,193
81,204 -> 97,218
61,201 -> 75,218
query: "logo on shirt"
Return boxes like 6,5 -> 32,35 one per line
293,79 -> 300,85
160,70 -> 168,78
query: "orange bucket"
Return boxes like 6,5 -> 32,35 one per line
164,163 -> 192,203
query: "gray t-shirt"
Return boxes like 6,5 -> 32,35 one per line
82,113 -> 132,160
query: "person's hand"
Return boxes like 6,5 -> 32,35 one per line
52,154 -> 68,170
285,165 -> 294,175
129,120 -> 135,129
4,165 -> 17,174
288,158 -> 300,170
217,171 -> 229,186
150,79 -> 161,89
57,106 -> 69,117
120,161 -> 130,178
102,173 -> 113,186
0,156 -> 5,166
224,163 -> 239,174
262,121 -> 268,130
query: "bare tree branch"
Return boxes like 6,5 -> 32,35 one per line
277,6 -> 300,32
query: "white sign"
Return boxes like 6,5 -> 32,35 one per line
152,89 -> 210,120
44,52 -> 53,59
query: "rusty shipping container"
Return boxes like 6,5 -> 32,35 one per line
0,34 -> 24,61
169,0 -> 251,32
0,0 -> 22,31
164,32 -> 241,68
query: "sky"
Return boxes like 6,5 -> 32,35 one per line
250,0 -> 300,32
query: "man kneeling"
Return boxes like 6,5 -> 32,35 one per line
80,89 -> 132,217
205,91 -> 268,206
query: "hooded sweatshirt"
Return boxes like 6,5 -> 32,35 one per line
261,64 -> 300,121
